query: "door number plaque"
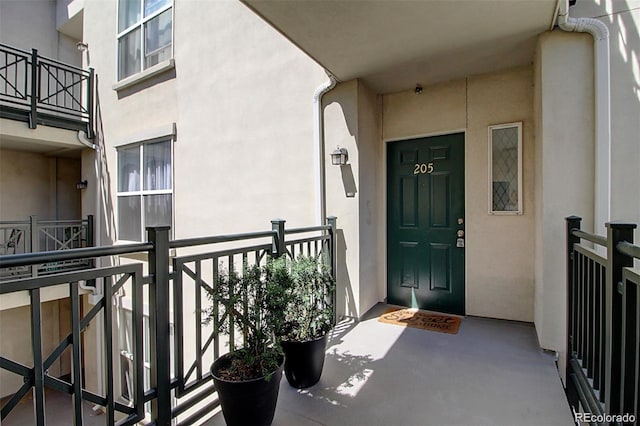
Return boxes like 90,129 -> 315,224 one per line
413,162 -> 434,175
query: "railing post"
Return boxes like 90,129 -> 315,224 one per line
86,215 -> 96,288
327,216 -> 337,324
147,226 -> 172,426
271,219 -> 285,258
86,215 -> 94,248
29,48 -> 38,129
605,221 -> 636,415
30,215 -> 38,277
87,68 -> 95,139
565,215 -> 581,409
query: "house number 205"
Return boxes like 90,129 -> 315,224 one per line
413,162 -> 434,175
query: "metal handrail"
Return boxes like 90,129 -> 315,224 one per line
571,228 -> 608,247
170,230 -> 277,249
285,225 -> 331,235
0,243 -> 152,268
617,240 -> 640,260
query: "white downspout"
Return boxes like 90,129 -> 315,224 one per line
313,72 -> 338,224
78,130 -> 105,400
556,0 -> 611,235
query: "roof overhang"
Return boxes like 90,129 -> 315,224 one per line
241,0 -> 560,93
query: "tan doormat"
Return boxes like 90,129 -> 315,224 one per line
378,308 -> 461,335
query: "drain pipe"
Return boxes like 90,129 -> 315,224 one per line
78,130 -> 101,265
313,72 -> 338,224
556,0 -> 611,234
78,130 -> 105,399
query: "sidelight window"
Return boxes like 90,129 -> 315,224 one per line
489,122 -> 522,215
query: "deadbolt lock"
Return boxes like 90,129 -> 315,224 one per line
457,230 -> 465,238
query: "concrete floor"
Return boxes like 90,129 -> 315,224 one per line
2,304 -> 575,426
208,303 -> 575,426
0,387 -> 106,426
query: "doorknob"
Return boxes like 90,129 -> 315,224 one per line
457,230 -> 464,238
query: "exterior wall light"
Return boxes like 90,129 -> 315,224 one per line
76,180 -> 88,190
331,147 -> 348,166
76,42 -> 89,52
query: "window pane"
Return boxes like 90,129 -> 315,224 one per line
144,0 -> 170,17
119,146 -> 140,192
118,196 -> 142,241
491,127 -> 519,212
118,27 -> 142,80
144,9 -> 172,68
145,194 -> 172,228
143,140 -> 171,190
118,0 -> 141,32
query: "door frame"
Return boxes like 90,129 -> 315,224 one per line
382,129 -> 468,312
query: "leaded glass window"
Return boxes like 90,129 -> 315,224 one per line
489,123 -> 522,214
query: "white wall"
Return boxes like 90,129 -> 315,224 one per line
83,0 -> 328,243
534,31 -> 595,362
323,80 -> 381,319
0,0 -> 81,65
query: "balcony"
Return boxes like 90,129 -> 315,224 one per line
0,216 -> 636,425
0,216 -> 94,285
0,43 -> 94,145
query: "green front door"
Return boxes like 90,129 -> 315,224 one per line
387,133 -> 465,315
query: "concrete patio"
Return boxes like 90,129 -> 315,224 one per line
1,304 -> 575,426
208,303 -> 575,426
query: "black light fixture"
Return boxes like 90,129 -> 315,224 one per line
330,147 -> 348,166
76,180 -> 88,190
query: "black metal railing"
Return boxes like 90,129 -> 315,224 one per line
565,216 -> 639,423
0,215 -> 94,280
0,44 -> 94,138
0,217 -> 337,426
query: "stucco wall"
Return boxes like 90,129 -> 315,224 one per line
83,0 -> 327,243
322,79 -> 382,319
534,0 -> 640,368
535,31 -> 595,357
80,0 -> 332,400
382,67 -> 535,322
0,0 -> 81,65
0,301 -> 70,398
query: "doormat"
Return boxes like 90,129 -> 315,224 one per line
378,308 -> 461,335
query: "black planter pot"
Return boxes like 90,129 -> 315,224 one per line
281,334 -> 328,389
211,352 -> 284,426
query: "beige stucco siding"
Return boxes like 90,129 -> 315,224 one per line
83,0 -> 327,244
0,150 -> 80,221
465,68 -> 535,321
381,67 -> 535,322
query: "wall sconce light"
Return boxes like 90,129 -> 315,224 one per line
76,42 -> 89,52
76,180 -> 88,190
331,147 -> 348,166
414,84 -> 423,95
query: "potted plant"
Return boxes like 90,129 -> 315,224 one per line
205,258 -> 291,426
280,255 -> 336,389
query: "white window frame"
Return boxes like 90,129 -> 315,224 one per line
116,0 -> 174,82
488,122 -> 523,215
116,137 -> 174,242
116,297 -> 175,417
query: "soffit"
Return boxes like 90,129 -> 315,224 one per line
241,0 -> 559,93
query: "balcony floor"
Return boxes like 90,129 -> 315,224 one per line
1,304 -> 574,426
208,303 -> 574,426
